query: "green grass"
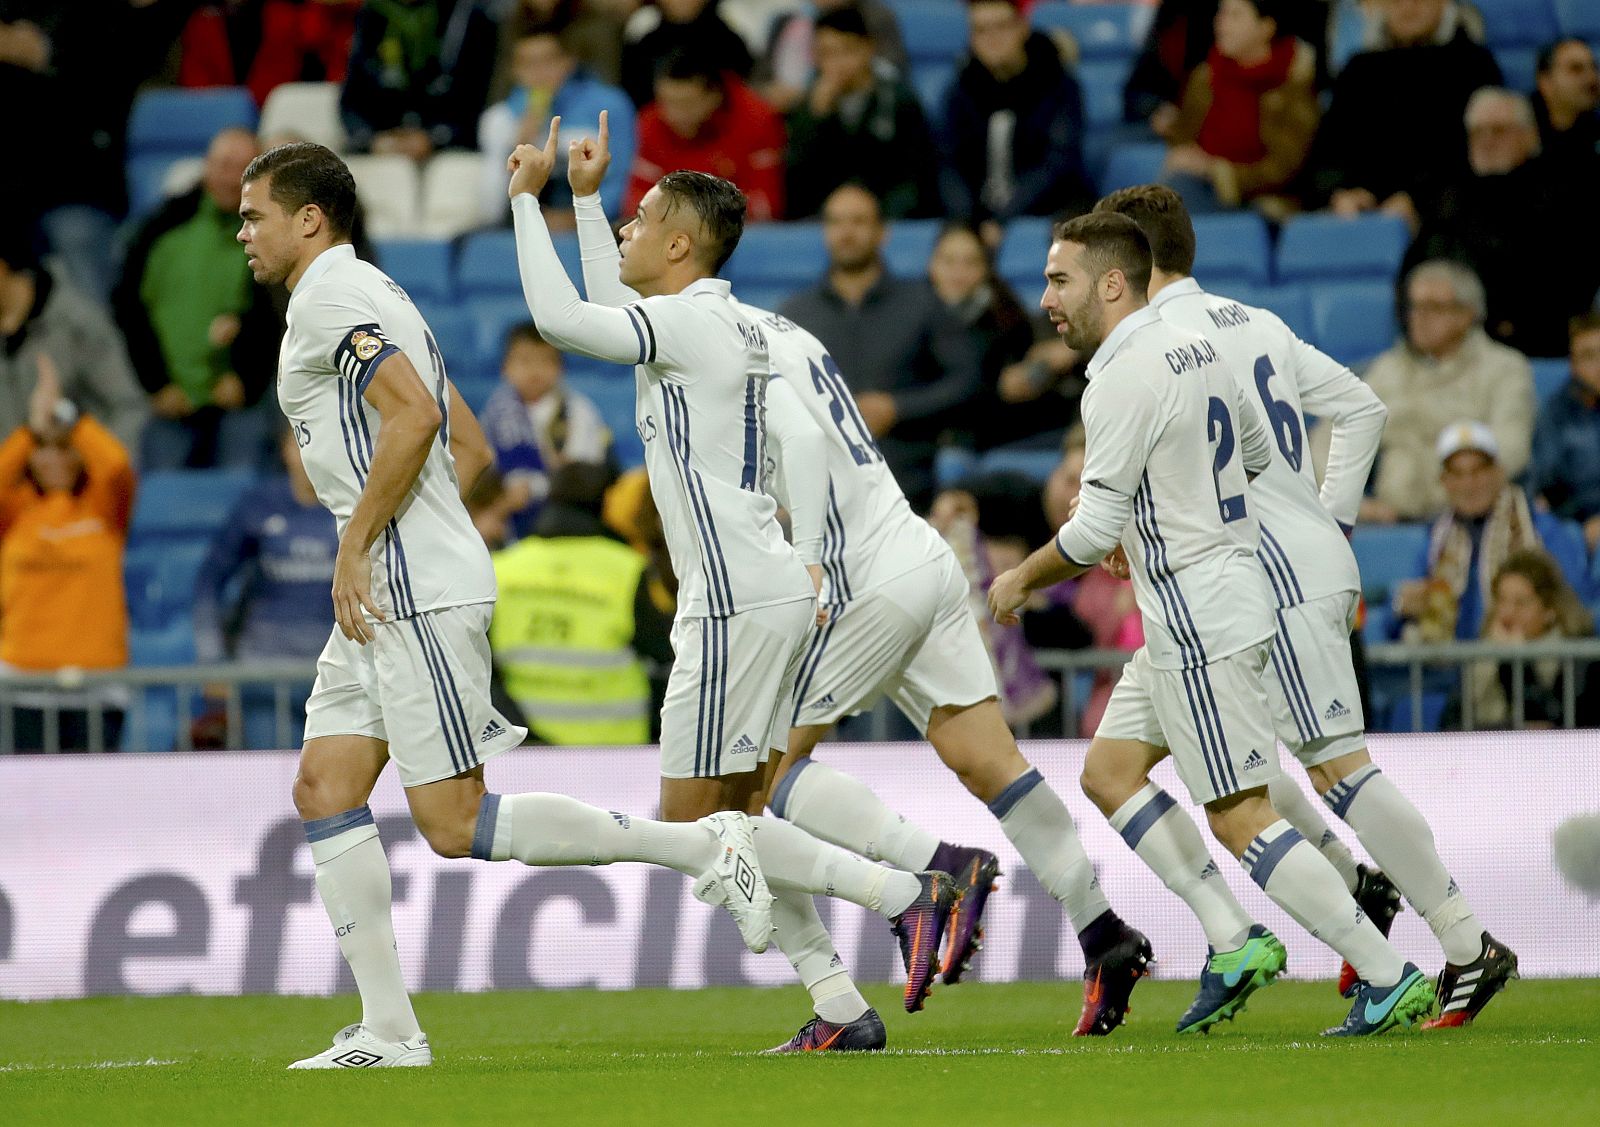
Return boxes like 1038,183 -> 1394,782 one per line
3,980 -> 1596,1126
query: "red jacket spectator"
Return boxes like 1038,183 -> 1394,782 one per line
625,53 -> 785,221
179,1 -> 359,107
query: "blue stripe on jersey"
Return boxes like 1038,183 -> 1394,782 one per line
410,617 -> 465,775
419,613 -> 477,767
631,304 -> 658,364
740,377 -> 760,491
662,385 -> 736,615
622,307 -> 648,366
661,385 -> 724,615
1256,525 -> 1304,607
336,381 -> 367,486
388,520 -> 418,617
1138,474 -> 1209,666
1274,610 -> 1322,740
1261,528 -> 1305,602
1130,480 -> 1202,668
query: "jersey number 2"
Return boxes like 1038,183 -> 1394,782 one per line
1207,396 -> 1248,524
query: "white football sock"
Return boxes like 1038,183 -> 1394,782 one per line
773,889 -> 869,1025
1242,819 -> 1404,987
1109,783 -> 1252,950
1267,772 -> 1359,891
992,768 -> 1110,931
304,807 -> 421,1044
751,815 -> 921,917
1326,764 -> 1484,964
472,793 -> 718,875
770,758 -> 940,871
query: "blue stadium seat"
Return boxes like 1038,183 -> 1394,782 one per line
884,219 -> 943,278
1475,0 -> 1560,48
458,230 -> 581,297
1329,2 -> 1370,72
1253,284 -> 1317,346
912,61 -> 956,123
977,446 -> 1059,482
124,540 -> 212,631
453,376 -> 500,417
1309,281 -> 1398,366
1275,213 -> 1409,283
890,0 -> 970,64
421,305 -> 484,382
1351,523 -> 1429,604
1493,45 -> 1538,92
129,620 -> 197,668
127,87 -> 258,159
470,296 -> 538,362
1385,692 -> 1449,734
723,222 -> 826,289
1099,142 -> 1165,194
130,469 -> 256,540
1531,357 -> 1571,404
125,155 -> 190,218
1032,3 -> 1151,60
1556,0 -> 1600,38
1192,212 -> 1272,287
1078,58 -> 1134,129
376,239 -> 453,304
997,216 -> 1053,298
565,371 -> 640,465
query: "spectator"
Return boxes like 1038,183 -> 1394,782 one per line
0,230 -> 148,454
926,222 -> 1073,450
178,0 -> 360,106
1393,422 -> 1591,644
191,425 -> 335,749
490,463 -> 671,745
619,0 -> 752,108
781,184 -> 982,510
1534,37 -> 1600,168
760,0 -> 907,113
114,128 -> 280,471
784,3 -> 938,220
1445,550 -> 1599,730
479,28 -> 635,225
1355,259 -> 1534,523
477,322 -> 614,542
339,0 -> 498,159
624,46 -> 786,221
491,0 -> 630,95
1529,313 -> 1600,547
1311,0 -> 1500,223
0,359 -> 134,751
1159,0 -> 1318,217
941,0 -> 1091,232
1402,88 -> 1600,358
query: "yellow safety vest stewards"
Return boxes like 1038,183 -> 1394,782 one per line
490,535 -> 652,745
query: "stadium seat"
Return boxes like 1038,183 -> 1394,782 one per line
423,305 -> 484,380
1531,357 -> 1571,404
257,82 -> 346,150
1474,0 -> 1560,48
884,219 -> 942,277
1350,523 -> 1429,604
1556,0 -> 1600,38
376,239 -> 453,304
1309,281 -> 1398,367
421,151 -> 490,238
566,370 -> 641,464
127,87 -> 258,159
470,295 -> 538,360
1385,692 -> 1449,734
129,620 -> 198,668
453,375 -> 500,417
1078,58 -> 1134,129
129,469 -> 256,540
1492,45 -> 1538,93
1191,212 -> 1272,287
723,222 -> 826,289
458,228 -> 582,297
1099,142 -> 1165,194
890,0 -> 970,64
1275,212 -> 1409,283
997,216 -> 1053,297
1031,3 -> 1152,59
1255,284 -> 1317,347
124,541 -> 212,631
125,155 -> 203,218
344,154 -> 420,239
977,446 -> 1060,482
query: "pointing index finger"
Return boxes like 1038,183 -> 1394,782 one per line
598,109 -> 608,148
545,116 -> 562,157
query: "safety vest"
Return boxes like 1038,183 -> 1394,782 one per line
490,535 -> 652,745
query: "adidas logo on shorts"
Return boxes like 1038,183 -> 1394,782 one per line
1324,698 -> 1351,720
1242,748 -> 1268,771
479,719 -> 507,745
730,734 -> 758,757
814,693 -> 836,709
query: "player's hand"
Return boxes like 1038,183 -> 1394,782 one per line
508,117 -> 561,199
567,109 -> 611,197
1102,545 -> 1131,580
988,567 -> 1029,627
28,351 -> 61,433
332,543 -> 384,645
806,563 -> 830,626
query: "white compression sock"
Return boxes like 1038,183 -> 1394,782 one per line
471,793 -> 719,876
1267,773 -> 1360,892
1109,783 -> 1252,950
1242,819 -> 1404,987
773,890 -> 869,1025
990,768 -> 1111,932
750,816 -> 922,917
769,758 -> 940,871
304,807 -> 421,1044
1325,765 -> 1484,964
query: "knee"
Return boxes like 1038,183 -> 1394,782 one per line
293,765 -> 347,822
1079,753 -> 1138,815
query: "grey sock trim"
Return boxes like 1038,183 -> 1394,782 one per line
302,805 -> 374,843
1323,763 -> 1382,819
987,767 -> 1044,819
1243,826 -> 1305,889
1116,787 -> 1177,850
471,793 -> 503,860
768,757 -> 815,819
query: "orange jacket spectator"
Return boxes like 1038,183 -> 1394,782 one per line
0,415 -> 135,671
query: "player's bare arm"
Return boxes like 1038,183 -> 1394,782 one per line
989,541 -> 1085,627
334,352 -> 442,645
444,379 -> 494,501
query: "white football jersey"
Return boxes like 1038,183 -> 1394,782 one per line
277,244 -> 494,620
1055,305 -> 1275,670
1151,278 -> 1386,608
734,301 -> 948,604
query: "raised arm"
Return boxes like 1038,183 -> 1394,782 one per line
1292,335 -> 1387,532
567,111 -> 642,308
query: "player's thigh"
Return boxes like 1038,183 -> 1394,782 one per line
1081,648 -> 1171,808
1146,642 -> 1281,808
1265,593 -> 1368,774
404,766 -> 488,858
373,604 -> 526,789
659,601 -> 812,783
297,625 -> 389,819
886,553 -> 1001,738
294,734 -> 390,820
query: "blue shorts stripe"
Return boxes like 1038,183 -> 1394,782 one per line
1270,644 -> 1311,745
713,616 -> 729,775
792,618 -> 837,725
1275,612 -> 1321,739
694,619 -> 710,777
1178,667 -> 1225,797
419,613 -> 477,767
410,618 -> 465,775
1194,663 -> 1240,792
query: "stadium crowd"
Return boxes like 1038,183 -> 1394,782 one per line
5,0 -> 1600,749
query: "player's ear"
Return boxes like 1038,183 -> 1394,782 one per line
299,203 -> 325,238
666,229 -> 693,266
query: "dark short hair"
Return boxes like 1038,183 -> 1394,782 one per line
815,3 -> 871,39
656,45 -> 725,89
242,142 -> 358,239
1570,311 -> 1600,344
1538,36 -> 1592,75
503,321 -> 557,355
1094,184 -> 1197,276
656,170 -> 747,274
823,180 -> 883,221
1052,212 -> 1153,297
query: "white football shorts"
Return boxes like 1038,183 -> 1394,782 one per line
1266,591 -> 1367,765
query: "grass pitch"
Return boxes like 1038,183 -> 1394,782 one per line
3,979 -> 1595,1126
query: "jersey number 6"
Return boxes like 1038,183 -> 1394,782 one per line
1207,396 -> 1248,524
1253,354 -> 1302,472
